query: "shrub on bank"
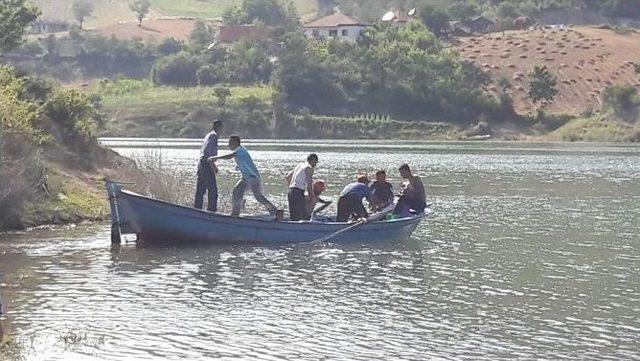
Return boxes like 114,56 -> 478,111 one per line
1,65 -> 106,230
602,85 -> 639,120
0,132 -> 45,230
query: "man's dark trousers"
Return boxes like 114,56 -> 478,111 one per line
194,159 -> 218,212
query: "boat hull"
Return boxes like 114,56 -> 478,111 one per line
107,181 -> 427,245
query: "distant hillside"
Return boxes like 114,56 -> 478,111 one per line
456,26 -> 640,116
93,19 -> 198,42
32,0 -> 317,27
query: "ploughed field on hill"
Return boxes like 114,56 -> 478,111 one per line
456,27 -> 640,116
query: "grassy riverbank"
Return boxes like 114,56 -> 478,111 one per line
95,80 -> 640,142
0,66 -> 149,232
0,144 -> 141,232
549,115 -> 640,142
96,80 -> 466,139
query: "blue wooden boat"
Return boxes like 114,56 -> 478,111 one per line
105,180 -> 430,245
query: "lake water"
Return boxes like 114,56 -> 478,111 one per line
1,140 -> 639,360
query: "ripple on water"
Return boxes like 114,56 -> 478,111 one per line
1,142 -> 639,360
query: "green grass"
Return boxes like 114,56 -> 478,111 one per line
22,171 -> 107,227
33,0 -> 317,26
97,80 -> 275,110
150,0 -> 317,19
550,114 -> 639,142
33,0 -> 134,27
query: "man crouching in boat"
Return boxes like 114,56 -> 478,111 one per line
336,175 -> 373,222
393,164 -> 427,217
306,180 -> 331,220
208,136 -> 283,220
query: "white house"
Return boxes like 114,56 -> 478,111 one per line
303,12 -> 368,41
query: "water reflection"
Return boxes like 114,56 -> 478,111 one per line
0,141 -> 639,360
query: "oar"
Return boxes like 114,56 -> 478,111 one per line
311,202 -> 396,244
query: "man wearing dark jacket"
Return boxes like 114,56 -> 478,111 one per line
194,120 -> 222,212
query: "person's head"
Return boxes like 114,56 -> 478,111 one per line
399,164 -> 412,179
228,135 -> 241,150
213,120 -> 223,133
375,169 -> 386,182
356,174 -> 369,184
307,153 -> 319,168
313,180 -> 326,196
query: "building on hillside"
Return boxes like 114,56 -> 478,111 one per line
381,9 -> 412,26
217,25 -> 272,44
30,20 -> 69,34
303,12 -> 369,41
450,16 -> 495,36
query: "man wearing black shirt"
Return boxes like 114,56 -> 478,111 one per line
370,170 -> 394,210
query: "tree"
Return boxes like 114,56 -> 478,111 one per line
222,0 -> 297,27
72,0 -> 93,30
528,65 -> 558,106
189,20 -> 215,48
603,0 -> 640,19
602,85 -> 638,116
152,52 -> 201,86
496,2 -> 520,22
243,0 -> 286,26
497,76 -> 513,95
213,86 -> 232,106
222,5 -> 245,25
130,0 -> 150,27
197,65 -> 223,86
0,0 -> 40,51
44,88 -> 99,146
44,34 -> 58,60
419,5 -> 450,36
447,1 -> 479,20
157,37 -> 183,56
317,0 -> 337,16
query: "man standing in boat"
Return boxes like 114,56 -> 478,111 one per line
285,153 -> 318,221
194,120 -> 222,212
208,136 -> 282,220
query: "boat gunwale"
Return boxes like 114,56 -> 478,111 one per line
118,189 -> 428,228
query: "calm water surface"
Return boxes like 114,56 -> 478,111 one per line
1,140 -> 639,360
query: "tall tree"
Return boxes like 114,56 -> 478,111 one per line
420,5 -> 450,36
528,65 -> 558,106
317,0 -> 337,15
447,1 -> 479,21
0,0 -> 40,51
130,0 -> 150,27
189,20 -> 215,48
72,0 -> 93,30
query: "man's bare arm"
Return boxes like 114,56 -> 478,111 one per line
208,149 -> 237,163
305,167 -> 314,196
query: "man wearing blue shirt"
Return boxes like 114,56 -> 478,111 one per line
337,175 -> 373,222
208,136 -> 281,220
194,120 -> 222,212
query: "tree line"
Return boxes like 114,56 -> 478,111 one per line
323,0 -> 640,23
